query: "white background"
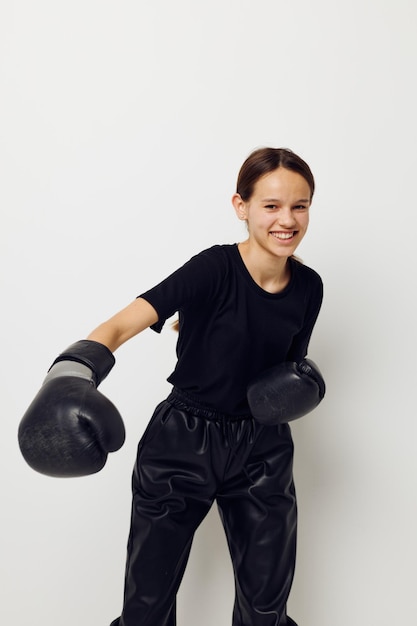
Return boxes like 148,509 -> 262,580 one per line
1,1 -> 416,625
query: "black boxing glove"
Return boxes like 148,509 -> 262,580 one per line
247,358 -> 325,425
18,340 -> 125,477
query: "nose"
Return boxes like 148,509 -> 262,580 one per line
276,207 -> 296,228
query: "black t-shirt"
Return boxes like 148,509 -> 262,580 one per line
139,244 -> 323,415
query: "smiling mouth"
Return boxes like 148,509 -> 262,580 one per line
270,231 -> 296,240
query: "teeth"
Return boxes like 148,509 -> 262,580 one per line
271,232 -> 294,240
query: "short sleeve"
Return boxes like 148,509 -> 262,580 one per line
138,246 -> 225,333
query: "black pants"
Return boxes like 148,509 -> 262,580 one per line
111,389 -> 298,626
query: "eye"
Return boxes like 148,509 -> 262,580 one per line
265,204 -> 278,210
293,204 -> 308,211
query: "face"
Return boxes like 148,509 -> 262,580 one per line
233,167 -> 311,260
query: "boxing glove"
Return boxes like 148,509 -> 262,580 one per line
18,340 -> 125,477
247,358 -> 325,425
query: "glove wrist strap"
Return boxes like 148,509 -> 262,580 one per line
43,361 -> 94,386
49,340 -> 115,386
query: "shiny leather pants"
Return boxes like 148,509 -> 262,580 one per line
111,390 -> 298,626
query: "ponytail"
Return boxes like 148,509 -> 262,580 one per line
171,319 -> 180,333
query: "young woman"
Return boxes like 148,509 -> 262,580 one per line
19,147 -> 324,626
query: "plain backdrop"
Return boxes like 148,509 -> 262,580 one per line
1,1 -> 416,625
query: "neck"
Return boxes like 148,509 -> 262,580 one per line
237,240 -> 291,294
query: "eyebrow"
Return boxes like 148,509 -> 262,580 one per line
262,198 -> 311,203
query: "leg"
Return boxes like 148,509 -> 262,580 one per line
110,603 -> 176,626
116,400 -> 220,626
217,423 -> 298,626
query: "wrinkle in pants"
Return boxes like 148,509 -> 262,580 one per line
113,393 -> 298,626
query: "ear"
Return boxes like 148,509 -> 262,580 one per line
232,193 -> 248,221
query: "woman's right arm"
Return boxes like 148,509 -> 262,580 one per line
86,297 -> 159,353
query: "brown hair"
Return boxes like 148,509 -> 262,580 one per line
236,147 -> 315,201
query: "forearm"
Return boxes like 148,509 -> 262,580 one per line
87,324 -> 127,353
87,297 -> 159,353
